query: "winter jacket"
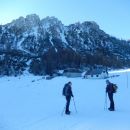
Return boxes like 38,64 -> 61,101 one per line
64,84 -> 73,97
106,83 -> 114,94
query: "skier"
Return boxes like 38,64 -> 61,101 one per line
106,80 -> 115,111
63,81 -> 74,115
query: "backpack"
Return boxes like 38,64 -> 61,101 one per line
62,84 -> 68,96
112,84 -> 118,93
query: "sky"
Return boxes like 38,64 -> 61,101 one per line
0,0 -> 130,40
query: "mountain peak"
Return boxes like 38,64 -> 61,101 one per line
8,14 -> 40,29
25,14 -> 40,26
82,21 -> 99,30
41,16 -> 63,27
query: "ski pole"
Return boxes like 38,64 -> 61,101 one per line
126,72 -> 128,88
104,92 -> 107,110
61,106 -> 65,116
72,97 -> 77,113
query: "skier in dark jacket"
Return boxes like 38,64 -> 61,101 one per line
63,81 -> 74,115
106,80 -> 115,111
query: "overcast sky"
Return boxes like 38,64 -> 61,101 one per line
0,0 -> 130,40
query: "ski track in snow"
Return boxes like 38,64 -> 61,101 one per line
19,114 -> 57,130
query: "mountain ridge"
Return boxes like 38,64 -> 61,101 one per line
0,14 -> 130,76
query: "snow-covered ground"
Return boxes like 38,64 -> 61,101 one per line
0,70 -> 130,130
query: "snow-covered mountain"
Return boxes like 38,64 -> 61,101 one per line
0,14 -> 130,75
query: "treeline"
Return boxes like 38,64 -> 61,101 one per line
0,46 -> 130,76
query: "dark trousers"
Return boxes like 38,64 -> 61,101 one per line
108,93 -> 115,110
65,96 -> 71,113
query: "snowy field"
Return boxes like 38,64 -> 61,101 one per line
0,70 -> 130,130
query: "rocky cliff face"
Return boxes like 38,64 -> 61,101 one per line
0,14 -> 130,75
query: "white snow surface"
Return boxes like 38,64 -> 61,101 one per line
0,70 -> 130,130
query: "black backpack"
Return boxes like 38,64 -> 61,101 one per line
62,84 -> 68,96
112,84 -> 118,93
